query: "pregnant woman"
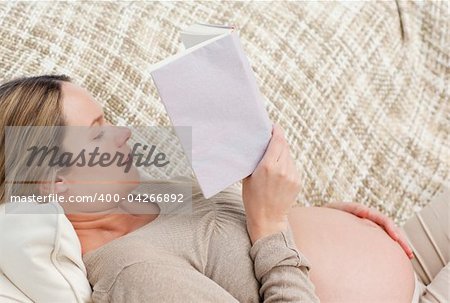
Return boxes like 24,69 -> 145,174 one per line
0,75 -> 440,302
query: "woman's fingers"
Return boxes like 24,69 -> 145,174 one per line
364,209 -> 395,234
394,232 -> 414,259
359,206 -> 397,236
261,124 -> 286,164
324,202 -> 414,258
357,206 -> 414,259
277,138 -> 292,165
395,226 -> 414,259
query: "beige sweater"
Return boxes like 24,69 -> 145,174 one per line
82,179 -> 320,302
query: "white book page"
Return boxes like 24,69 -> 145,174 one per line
150,32 -> 272,198
180,23 -> 235,49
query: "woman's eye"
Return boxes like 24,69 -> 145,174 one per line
93,130 -> 104,140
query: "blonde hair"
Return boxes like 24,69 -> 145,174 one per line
0,75 -> 71,204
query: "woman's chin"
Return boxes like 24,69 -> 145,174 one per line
288,206 -> 415,303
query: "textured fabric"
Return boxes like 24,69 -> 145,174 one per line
82,180 -> 319,302
0,1 -> 448,226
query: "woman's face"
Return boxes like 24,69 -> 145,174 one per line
56,81 -> 140,213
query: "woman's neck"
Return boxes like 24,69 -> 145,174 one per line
67,205 -> 160,255
66,203 -> 159,234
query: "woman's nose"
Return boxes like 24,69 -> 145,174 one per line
115,126 -> 131,148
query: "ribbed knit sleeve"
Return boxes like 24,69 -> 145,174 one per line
249,225 -> 321,302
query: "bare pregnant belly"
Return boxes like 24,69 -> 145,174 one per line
288,206 -> 415,303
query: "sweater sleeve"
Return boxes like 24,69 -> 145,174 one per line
249,225 -> 321,302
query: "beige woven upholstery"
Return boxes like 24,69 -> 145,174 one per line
0,1 -> 448,224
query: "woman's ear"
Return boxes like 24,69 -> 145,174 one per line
39,175 -> 68,195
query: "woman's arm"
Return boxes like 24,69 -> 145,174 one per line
242,123 -> 320,302
249,224 -> 320,302
242,124 -> 300,243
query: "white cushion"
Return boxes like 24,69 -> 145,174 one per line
0,201 -> 92,302
0,273 -> 32,303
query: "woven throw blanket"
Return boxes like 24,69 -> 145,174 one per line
0,1 -> 448,225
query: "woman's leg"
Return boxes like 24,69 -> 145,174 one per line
401,184 -> 449,302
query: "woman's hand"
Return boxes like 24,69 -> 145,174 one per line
324,202 -> 414,259
242,123 -> 301,244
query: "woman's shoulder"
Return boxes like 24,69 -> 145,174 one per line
83,238 -> 182,293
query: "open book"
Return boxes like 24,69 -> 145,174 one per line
150,23 -> 273,199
